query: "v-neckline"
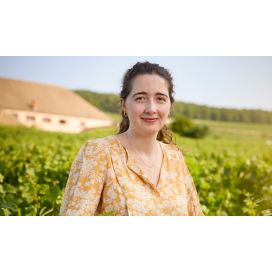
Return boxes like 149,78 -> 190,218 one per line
113,135 -> 165,193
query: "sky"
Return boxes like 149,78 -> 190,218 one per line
0,56 -> 272,111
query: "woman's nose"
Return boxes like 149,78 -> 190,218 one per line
145,100 -> 156,113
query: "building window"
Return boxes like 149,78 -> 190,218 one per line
43,117 -> 51,123
59,119 -> 67,125
12,113 -> 18,118
26,116 -> 35,121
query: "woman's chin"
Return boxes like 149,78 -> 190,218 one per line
141,126 -> 161,136
132,121 -> 165,136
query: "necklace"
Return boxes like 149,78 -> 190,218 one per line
125,133 -> 159,172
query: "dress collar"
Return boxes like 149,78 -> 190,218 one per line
113,135 -> 165,195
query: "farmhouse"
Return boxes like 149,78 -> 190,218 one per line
0,77 -> 114,133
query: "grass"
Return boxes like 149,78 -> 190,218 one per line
1,119 -> 271,215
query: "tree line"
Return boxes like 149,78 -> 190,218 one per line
75,90 -> 272,124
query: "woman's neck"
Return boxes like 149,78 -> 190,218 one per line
125,129 -> 158,155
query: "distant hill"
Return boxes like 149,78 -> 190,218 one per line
75,90 -> 272,125
75,90 -> 120,113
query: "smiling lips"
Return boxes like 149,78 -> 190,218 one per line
141,117 -> 159,123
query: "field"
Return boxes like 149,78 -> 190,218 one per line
0,119 -> 271,216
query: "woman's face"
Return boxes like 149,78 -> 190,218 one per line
122,74 -> 171,136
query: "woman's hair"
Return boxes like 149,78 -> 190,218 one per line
117,61 -> 176,144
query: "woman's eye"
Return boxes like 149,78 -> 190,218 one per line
135,97 -> 145,102
157,97 -> 167,103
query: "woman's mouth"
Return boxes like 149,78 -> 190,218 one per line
141,117 -> 159,123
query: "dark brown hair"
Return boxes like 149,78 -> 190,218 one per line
117,61 -> 175,144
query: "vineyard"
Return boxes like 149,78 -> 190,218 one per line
0,120 -> 271,216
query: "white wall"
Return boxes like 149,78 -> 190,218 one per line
1,109 -> 113,133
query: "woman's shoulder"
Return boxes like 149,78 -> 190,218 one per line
160,141 -> 185,160
81,135 -> 116,154
161,141 -> 181,153
85,135 -> 116,146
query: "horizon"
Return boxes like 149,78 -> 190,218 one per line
1,74 -> 271,113
0,57 -> 272,112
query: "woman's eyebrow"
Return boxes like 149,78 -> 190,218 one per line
156,93 -> 169,97
132,91 -> 147,97
132,91 -> 168,97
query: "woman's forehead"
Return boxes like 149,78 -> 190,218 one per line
130,74 -> 169,94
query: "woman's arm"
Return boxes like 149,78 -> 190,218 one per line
60,139 -> 109,216
179,151 -> 204,216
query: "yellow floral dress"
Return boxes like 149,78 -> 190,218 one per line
60,135 -> 203,216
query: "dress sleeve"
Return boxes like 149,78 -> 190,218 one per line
60,140 -> 109,216
178,150 -> 204,216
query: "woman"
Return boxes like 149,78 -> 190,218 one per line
60,61 -> 203,216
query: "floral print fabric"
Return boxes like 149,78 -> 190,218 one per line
60,135 -> 203,216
